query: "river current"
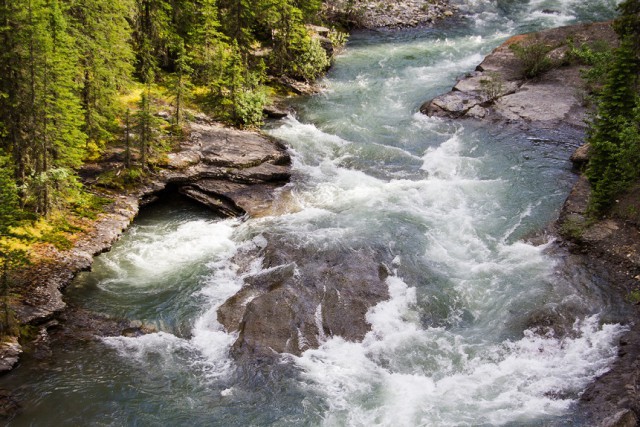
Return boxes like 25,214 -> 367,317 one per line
2,0 -> 627,425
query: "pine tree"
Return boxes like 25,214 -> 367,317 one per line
33,0 -> 86,216
190,0 -> 228,86
586,0 -> 640,213
218,0 -> 255,48
134,89 -> 162,169
132,0 -> 170,80
0,0 -> 32,189
0,0 -> 87,216
67,0 -> 134,157
0,155 -> 24,337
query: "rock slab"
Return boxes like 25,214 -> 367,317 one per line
218,236 -> 391,362
420,22 -> 617,129
6,118 -> 291,371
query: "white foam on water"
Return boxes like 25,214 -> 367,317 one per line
268,116 -> 353,168
274,123 -> 627,425
95,218 -> 239,291
421,131 -> 483,179
103,332 -> 194,368
294,276 -> 626,427
100,219 -> 251,380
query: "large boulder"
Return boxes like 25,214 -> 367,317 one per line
218,236 -> 391,361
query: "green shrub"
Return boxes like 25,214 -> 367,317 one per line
235,86 -> 268,127
566,40 -> 615,95
479,71 -> 504,101
292,37 -> 331,82
510,40 -> 554,78
559,216 -> 587,241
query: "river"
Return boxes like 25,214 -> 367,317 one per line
1,0 -> 626,425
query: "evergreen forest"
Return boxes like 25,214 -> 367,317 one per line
0,0 -> 341,336
0,0 -> 334,222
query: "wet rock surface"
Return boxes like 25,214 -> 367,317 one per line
0,338 -> 22,374
421,22 -> 617,129
218,236 -> 391,362
323,0 -> 456,29
4,117 -> 291,370
556,152 -> 640,426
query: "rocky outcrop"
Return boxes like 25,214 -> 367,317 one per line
323,0 -> 456,29
154,120 -> 291,216
3,117 -> 291,373
217,236 -> 391,362
556,144 -> 640,427
420,22 -> 617,129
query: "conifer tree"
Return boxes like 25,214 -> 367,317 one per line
0,0 -> 85,215
132,0 -> 170,79
33,0 -> 86,216
67,0 -> 134,157
190,0 -> 228,86
169,38 -> 192,128
586,0 -> 640,213
218,0 -> 255,48
0,155 -> 24,337
0,0 -> 32,189
136,91 -> 153,170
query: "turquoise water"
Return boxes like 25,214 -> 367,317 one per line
1,1 -> 626,425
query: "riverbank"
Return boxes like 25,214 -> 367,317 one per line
421,21 -> 640,427
420,21 -> 618,129
0,116 -> 291,376
323,0 -> 456,29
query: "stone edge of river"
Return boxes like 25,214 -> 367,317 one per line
421,20 -> 640,427
420,21 -> 618,130
323,0 -> 457,30
558,174 -> 640,427
0,116 -> 292,378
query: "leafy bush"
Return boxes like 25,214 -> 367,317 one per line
328,28 -> 349,50
235,86 -> 269,127
479,71 -> 504,101
510,40 -> 554,78
566,40 -> 615,95
291,37 -> 331,82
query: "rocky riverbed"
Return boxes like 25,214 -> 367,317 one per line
1,116 -> 291,375
323,0 -> 456,29
421,21 -> 640,427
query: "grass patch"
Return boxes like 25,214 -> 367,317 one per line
559,216 -> 591,241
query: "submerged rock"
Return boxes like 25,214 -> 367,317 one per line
218,236 -> 391,361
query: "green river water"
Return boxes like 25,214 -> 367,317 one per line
1,0 -> 629,425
